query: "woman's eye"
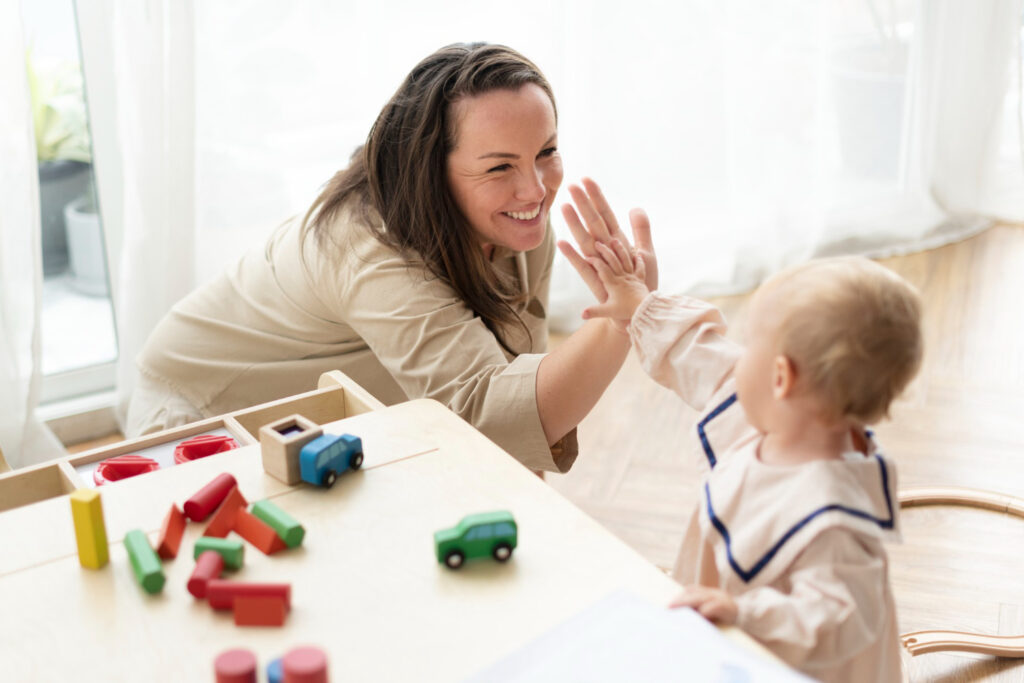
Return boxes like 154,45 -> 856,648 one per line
487,163 -> 512,173
539,147 -> 557,158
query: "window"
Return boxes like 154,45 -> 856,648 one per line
22,0 -> 118,405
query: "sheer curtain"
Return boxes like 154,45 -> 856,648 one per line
1,0 -> 66,469
73,0 -> 1022,429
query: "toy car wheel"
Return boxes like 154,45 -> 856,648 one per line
350,452 -> 364,470
492,543 -> 513,562
322,471 -> 338,488
444,550 -> 465,569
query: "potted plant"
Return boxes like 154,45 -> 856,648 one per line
26,48 -> 94,276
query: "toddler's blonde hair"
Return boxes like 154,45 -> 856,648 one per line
759,257 -> 923,425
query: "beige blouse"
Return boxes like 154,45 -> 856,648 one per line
135,207 -> 577,472
630,293 -> 903,683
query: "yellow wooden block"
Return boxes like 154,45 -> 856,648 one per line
69,489 -> 109,569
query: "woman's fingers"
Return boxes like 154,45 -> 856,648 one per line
629,208 -> 658,290
561,203 -> 596,254
567,183 -> 613,245
581,177 -> 622,240
557,240 -> 607,301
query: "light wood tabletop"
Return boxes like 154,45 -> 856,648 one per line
0,399 -> 775,681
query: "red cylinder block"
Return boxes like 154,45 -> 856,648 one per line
183,472 -> 238,521
206,579 -> 292,611
174,434 -> 239,464
283,646 -> 328,683
188,550 -> 225,598
214,648 -> 257,683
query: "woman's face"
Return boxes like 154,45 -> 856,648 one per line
447,84 -> 562,256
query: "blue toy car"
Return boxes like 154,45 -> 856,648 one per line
299,433 -> 363,488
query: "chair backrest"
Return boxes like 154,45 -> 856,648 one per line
0,445 -> 9,473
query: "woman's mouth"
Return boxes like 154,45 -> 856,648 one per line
502,205 -> 542,221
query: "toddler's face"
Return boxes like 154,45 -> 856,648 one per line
735,290 -> 779,433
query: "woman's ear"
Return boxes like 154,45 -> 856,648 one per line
772,355 -> 796,399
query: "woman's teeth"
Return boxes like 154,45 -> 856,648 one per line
504,206 -> 541,221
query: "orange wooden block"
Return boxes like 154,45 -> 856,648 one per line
233,595 -> 287,627
156,504 -> 186,559
203,487 -> 248,538
233,508 -> 286,555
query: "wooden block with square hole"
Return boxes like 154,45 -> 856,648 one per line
259,414 -> 323,485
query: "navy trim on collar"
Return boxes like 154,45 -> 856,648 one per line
697,392 -> 738,469
705,454 -> 895,583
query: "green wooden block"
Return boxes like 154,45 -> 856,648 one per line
124,529 -> 165,594
194,536 -> 245,570
251,499 -> 305,548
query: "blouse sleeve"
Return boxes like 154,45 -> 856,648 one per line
629,293 -> 741,411
322,225 -> 575,473
733,529 -> 890,672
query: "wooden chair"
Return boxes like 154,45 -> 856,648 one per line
899,487 -> 1024,658
0,444 -> 10,473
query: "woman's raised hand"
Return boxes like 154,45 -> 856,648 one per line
556,177 -> 658,304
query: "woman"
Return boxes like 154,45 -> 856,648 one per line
126,42 -> 656,472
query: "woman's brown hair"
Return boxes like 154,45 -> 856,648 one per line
300,42 -> 557,350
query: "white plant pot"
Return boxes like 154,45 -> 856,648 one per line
63,195 -> 109,296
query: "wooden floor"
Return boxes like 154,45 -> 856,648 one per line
547,223 -> 1024,682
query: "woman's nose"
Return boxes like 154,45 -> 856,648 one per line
515,168 -> 545,202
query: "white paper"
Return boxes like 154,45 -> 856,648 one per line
465,590 -> 812,683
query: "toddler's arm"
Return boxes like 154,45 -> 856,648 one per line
730,529 -> 890,672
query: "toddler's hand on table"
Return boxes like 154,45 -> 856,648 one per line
670,585 -> 739,626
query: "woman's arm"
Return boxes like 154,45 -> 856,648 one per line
535,178 -> 657,444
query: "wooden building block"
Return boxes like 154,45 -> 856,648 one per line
194,536 -> 245,570
251,499 -> 305,548
124,529 -> 165,594
156,504 -> 186,559
69,489 -> 109,569
233,595 -> 288,627
233,508 -> 287,555
258,414 -> 323,485
188,550 -> 226,599
184,473 -> 238,522
214,647 -> 257,683
282,646 -> 328,683
203,486 -> 248,538
206,579 -> 291,611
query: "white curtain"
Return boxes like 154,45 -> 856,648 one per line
74,0 -> 1022,422
0,0 -> 66,469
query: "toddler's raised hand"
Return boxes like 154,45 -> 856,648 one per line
580,239 -> 650,322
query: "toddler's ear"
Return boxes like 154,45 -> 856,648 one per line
772,355 -> 796,399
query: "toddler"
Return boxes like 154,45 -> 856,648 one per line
564,240 -> 922,682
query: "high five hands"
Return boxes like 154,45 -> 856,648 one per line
557,178 -> 657,328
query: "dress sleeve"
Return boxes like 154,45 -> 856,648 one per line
629,293 -> 741,411
733,529 -> 890,672
323,226 -> 575,473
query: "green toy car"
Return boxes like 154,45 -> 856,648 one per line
434,510 -> 517,569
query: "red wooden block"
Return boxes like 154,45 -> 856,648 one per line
203,486 -> 248,538
214,647 -> 257,683
282,646 -> 328,683
184,472 -> 238,522
156,504 -> 186,559
233,595 -> 287,627
207,579 -> 291,611
188,550 -> 225,598
233,508 -> 286,555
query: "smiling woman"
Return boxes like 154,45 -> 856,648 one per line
125,42 -> 658,474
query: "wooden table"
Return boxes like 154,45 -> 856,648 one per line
0,399 -> 767,681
